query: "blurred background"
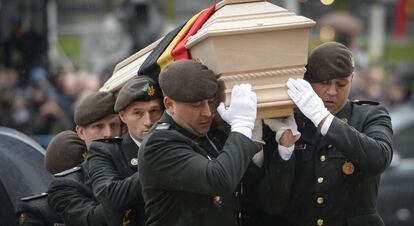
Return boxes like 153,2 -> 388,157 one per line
0,0 -> 413,146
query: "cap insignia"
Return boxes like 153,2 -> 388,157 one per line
146,84 -> 155,96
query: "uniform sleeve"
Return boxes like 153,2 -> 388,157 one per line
325,105 -> 393,174
16,203 -> 47,226
47,178 -> 107,226
87,142 -> 141,211
141,131 -> 258,195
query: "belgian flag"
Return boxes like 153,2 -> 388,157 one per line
138,4 -> 216,82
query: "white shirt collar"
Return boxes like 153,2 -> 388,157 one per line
130,134 -> 141,147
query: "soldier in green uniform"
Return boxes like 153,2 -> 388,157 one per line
138,60 -> 261,226
16,130 -> 90,226
48,91 -> 122,226
87,76 -> 163,226
262,42 -> 393,226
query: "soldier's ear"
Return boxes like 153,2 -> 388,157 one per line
164,96 -> 174,114
76,125 -> 86,141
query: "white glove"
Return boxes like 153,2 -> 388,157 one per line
263,116 -> 300,143
264,116 -> 301,161
217,84 -> 257,139
287,78 -> 331,127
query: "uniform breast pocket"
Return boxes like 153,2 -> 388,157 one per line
294,143 -> 313,163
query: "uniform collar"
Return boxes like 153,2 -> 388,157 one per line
334,100 -> 352,123
122,133 -> 139,168
159,112 -> 206,141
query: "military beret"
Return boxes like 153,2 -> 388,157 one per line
159,60 -> 218,102
74,92 -> 116,126
304,41 -> 355,83
114,76 -> 162,112
45,130 -> 86,174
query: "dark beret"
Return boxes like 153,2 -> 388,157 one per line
114,76 -> 162,112
74,92 -> 116,126
159,60 -> 218,102
304,41 -> 355,83
45,130 -> 86,174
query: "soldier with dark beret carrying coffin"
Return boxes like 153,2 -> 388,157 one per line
260,42 -> 393,226
138,59 -> 262,226
87,76 -> 163,226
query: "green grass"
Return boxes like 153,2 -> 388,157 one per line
58,35 -> 81,65
383,42 -> 414,63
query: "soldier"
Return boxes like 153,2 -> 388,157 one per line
262,42 -> 393,226
16,130 -> 86,226
138,60 -> 261,226
74,91 -> 122,148
47,91 -> 122,226
87,76 -> 163,226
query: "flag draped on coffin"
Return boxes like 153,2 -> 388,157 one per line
137,4 -> 216,82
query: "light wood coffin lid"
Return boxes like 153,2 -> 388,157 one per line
186,0 -> 315,118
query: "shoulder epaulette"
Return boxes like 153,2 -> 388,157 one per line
352,100 -> 379,105
155,122 -> 171,130
54,166 -> 81,177
94,137 -> 123,143
20,192 -> 48,201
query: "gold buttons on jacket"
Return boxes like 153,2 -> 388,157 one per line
317,177 -> 324,184
317,197 -> 324,204
320,155 -> 326,162
317,218 -> 324,225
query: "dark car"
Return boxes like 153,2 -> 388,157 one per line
378,104 -> 414,226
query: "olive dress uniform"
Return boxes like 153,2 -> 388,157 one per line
138,112 -> 258,226
87,134 -> 144,226
16,193 -> 64,226
47,162 -> 107,226
263,100 -> 393,226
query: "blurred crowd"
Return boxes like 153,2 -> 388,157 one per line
0,63 -> 110,144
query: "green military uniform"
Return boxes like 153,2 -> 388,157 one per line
47,162 -> 107,226
87,135 -> 143,226
16,193 -> 65,226
138,112 -> 259,226
263,100 -> 393,226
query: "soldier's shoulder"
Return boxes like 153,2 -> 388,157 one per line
155,122 -> 171,130
20,192 -> 48,202
54,166 -> 82,177
94,137 -> 123,143
351,100 -> 379,106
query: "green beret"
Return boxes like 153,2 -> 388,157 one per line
304,42 -> 355,83
159,60 -> 218,102
74,92 -> 116,126
114,76 -> 162,112
45,130 -> 86,174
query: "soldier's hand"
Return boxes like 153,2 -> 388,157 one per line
264,116 -> 300,144
287,78 -> 331,127
217,84 -> 257,139
264,116 -> 301,161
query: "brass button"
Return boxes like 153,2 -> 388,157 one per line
317,218 -> 324,226
320,155 -> 326,162
327,144 -> 332,149
317,197 -> 324,204
317,177 -> 324,184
